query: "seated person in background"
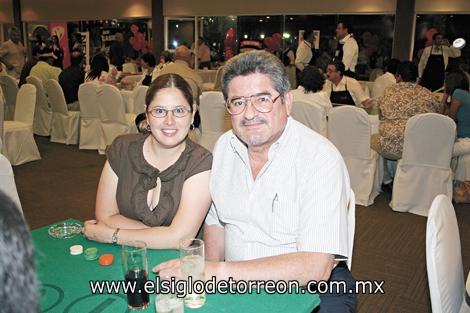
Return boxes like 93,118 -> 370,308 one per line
156,45 -> 203,99
440,70 -> 470,157
152,50 -> 173,81
83,73 -> 212,249
19,46 -> 40,87
30,47 -> 61,84
0,191 -> 38,313
291,65 -> 332,111
371,61 -> 440,160
323,61 -> 374,108
156,51 -> 356,312
58,51 -> 84,111
140,53 -> 156,86
85,53 -> 115,84
371,58 -> 400,100
197,37 -> 211,69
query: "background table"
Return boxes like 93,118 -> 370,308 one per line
33,220 -> 320,313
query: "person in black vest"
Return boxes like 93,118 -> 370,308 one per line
58,51 -> 84,111
324,60 -> 374,108
418,33 -> 461,91
333,22 -> 358,78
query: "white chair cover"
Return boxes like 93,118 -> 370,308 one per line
78,83 -> 101,150
26,75 -> 52,136
3,84 -> 41,165
328,106 -> 382,206
0,152 -> 22,212
347,190 -> 355,270
0,86 -> 4,149
391,113 -> 456,216
122,62 -> 138,74
131,85 -> 148,114
198,91 -> 231,152
45,79 -> 80,145
97,84 -> 137,154
426,195 -> 469,313
290,100 -> 328,137
452,154 -> 470,182
202,66 -> 224,91
0,75 -> 19,120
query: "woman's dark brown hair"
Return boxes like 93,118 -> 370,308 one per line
145,73 -> 194,112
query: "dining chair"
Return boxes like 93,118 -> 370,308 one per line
391,113 -> 455,216
290,100 -> 328,137
2,84 -> 41,165
45,79 -> 80,145
97,84 -> 137,154
328,106 -> 382,206
198,91 -> 231,152
131,85 -> 148,114
78,83 -> 101,150
0,152 -> 23,213
26,75 -> 52,136
0,75 -> 19,120
426,194 -> 470,313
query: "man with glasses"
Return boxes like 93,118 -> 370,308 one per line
156,51 -> 356,312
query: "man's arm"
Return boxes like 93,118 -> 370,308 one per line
204,223 -> 225,261
295,44 -> 307,71
156,251 -> 334,286
342,38 -> 358,72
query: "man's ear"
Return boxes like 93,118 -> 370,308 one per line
284,90 -> 293,116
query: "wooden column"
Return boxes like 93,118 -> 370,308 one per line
392,0 -> 416,61
152,0 -> 164,59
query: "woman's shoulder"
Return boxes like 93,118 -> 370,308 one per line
185,140 -> 213,173
109,134 -> 146,154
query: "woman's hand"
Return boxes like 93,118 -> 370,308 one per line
82,219 -> 115,244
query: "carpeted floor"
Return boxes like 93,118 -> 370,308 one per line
13,135 -> 470,313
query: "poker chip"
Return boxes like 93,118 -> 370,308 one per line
70,245 -> 83,255
84,247 -> 98,261
99,254 -> 114,266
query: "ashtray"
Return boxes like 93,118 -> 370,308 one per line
48,222 -> 82,239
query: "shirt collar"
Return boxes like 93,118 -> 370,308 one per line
339,34 -> 353,44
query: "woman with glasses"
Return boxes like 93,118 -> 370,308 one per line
83,73 -> 212,249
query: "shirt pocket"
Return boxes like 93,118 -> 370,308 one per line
270,194 -> 298,242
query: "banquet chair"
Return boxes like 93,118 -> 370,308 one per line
97,84 -> 137,154
0,152 -> 22,213
391,113 -> 455,216
452,150 -> 470,182
45,79 -> 80,145
0,75 -> 19,120
347,189 -> 355,270
3,84 -> 41,165
0,86 -> 4,149
202,66 -> 224,91
122,62 -> 138,74
426,194 -> 470,313
290,100 -> 328,137
78,83 -> 100,150
328,106 -> 382,206
198,91 -> 231,152
131,85 -> 148,114
26,75 -> 52,136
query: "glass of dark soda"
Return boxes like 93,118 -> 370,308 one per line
122,240 -> 149,310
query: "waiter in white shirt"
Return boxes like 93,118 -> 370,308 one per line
295,30 -> 315,72
333,22 -> 358,78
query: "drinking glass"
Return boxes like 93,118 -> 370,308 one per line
180,238 -> 205,308
122,240 -> 149,310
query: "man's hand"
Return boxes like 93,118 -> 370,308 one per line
153,259 -> 221,281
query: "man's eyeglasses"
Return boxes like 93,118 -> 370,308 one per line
148,106 -> 191,118
226,93 -> 281,115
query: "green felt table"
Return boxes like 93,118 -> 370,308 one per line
33,220 -> 320,313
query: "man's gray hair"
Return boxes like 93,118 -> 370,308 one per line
221,50 -> 290,101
